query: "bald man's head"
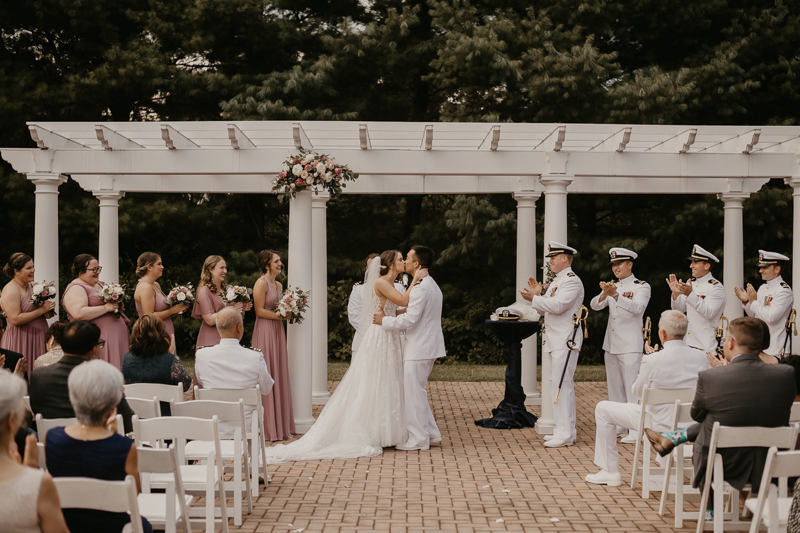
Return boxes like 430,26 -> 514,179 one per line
216,307 -> 244,340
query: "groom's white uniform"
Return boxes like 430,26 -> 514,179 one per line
382,276 -> 446,448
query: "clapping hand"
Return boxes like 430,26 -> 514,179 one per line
707,351 -> 728,368
644,341 -> 659,354
599,281 -> 617,298
14,357 -> 26,378
746,284 -> 757,302
168,334 -> 177,355
519,277 -> 541,301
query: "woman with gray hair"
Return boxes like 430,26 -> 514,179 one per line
44,360 -> 152,533
0,371 -> 68,532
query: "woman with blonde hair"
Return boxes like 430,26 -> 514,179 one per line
133,252 -> 187,347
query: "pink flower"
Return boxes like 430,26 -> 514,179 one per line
279,171 -> 286,178
335,168 -> 342,175
321,156 -> 327,162
295,178 -> 305,186
182,288 -> 188,293
293,158 -> 300,164
41,289 -> 49,297
304,164 -> 312,172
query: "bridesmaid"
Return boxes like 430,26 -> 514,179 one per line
133,252 -> 187,348
62,254 -> 130,369
251,250 -> 295,441
0,253 -> 53,379
191,255 -> 251,349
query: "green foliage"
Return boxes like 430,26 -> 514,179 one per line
327,280 -> 354,361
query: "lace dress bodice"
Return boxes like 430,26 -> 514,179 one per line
374,292 -> 398,317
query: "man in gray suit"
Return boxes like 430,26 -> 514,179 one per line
690,317 -> 795,514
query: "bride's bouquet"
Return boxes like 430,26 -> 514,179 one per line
163,285 -> 195,314
98,282 -> 126,319
221,285 -> 252,304
30,281 -> 57,318
274,286 -> 309,324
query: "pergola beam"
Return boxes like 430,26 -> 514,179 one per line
534,125 -> 566,152
293,123 -> 312,150
478,126 -> 501,151
359,124 -> 371,150
95,125 -> 144,151
160,125 -> 198,150
590,127 -> 631,153
422,125 -> 434,150
28,125 -> 89,150
647,128 -> 697,153
227,124 -> 256,150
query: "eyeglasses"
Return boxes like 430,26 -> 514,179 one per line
86,267 -> 103,273
95,339 -> 106,348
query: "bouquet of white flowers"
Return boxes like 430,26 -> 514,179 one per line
272,149 -> 358,202
221,285 -> 252,304
30,281 -> 57,318
163,285 -> 195,314
98,282 -> 126,319
274,286 -> 309,324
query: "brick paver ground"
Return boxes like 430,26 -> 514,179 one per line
233,381 -> 703,532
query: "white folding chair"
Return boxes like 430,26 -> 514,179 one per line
745,448 -> 800,533
124,383 -> 184,414
133,415 -> 229,533
23,395 -> 32,414
790,401 -> 800,423
36,414 -> 125,471
630,387 -> 696,498
171,399 -> 253,526
54,475 -> 144,533
696,422 -> 799,533
658,401 -> 701,528
126,396 -> 161,419
137,446 -> 193,533
195,385 -> 268,497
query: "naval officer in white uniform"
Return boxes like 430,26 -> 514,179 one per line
736,250 -> 794,358
521,241 -> 585,448
590,247 -> 651,444
668,244 -> 726,353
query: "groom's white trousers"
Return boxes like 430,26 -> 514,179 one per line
404,359 -> 441,447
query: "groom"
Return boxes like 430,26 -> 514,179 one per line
374,245 -> 446,451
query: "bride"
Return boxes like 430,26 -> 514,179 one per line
264,250 -> 427,463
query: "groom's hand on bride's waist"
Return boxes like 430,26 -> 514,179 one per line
373,310 -> 385,325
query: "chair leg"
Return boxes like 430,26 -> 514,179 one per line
714,458 -> 724,533
659,450 -> 673,516
642,436 -> 651,499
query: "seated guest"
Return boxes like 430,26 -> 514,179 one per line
45,360 -> 151,533
195,307 -> 273,435
34,322 -> 67,370
122,314 -> 192,413
585,310 -> 709,487
0,371 -> 69,533
29,321 -> 135,434
780,355 -> 800,402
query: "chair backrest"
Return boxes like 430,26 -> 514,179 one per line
790,402 -> 800,423
194,386 -> 261,406
170,399 -> 245,425
712,422 -> 799,450
136,446 -> 192,533
668,400 -> 694,431
641,387 -> 696,407
126,396 -> 160,419
36,414 -> 78,440
133,415 -> 219,445
23,395 -> 32,414
54,475 -> 143,533
124,383 -> 183,404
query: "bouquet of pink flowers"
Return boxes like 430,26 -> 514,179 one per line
30,281 -> 57,318
163,285 -> 195,314
274,286 -> 309,324
98,282 -> 126,319
272,149 -> 358,202
221,285 -> 252,304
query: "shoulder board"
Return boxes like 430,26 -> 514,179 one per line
246,346 -> 262,352
567,272 -> 576,277
708,279 -> 719,285
635,280 -> 647,285
196,345 -> 211,351
414,280 -> 424,286
689,346 -> 705,351
353,281 -> 362,287
781,282 -> 790,289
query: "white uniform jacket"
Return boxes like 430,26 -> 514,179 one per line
381,276 -> 445,361
530,267 -> 585,352
632,339 -> 709,428
590,275 -> 651,354
195,338 -> 274,434
349,281 -> 407,329
670,272 -> 726,352
743,276 -> 794,356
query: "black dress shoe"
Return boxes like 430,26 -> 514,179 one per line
645,428 -> 674,457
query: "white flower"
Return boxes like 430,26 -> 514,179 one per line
113,286 -> 124,295
316,162 -> 326,174
301,170 -> 309,179
324,172 -> 332,183
32,284 -> 43,295
282,164 -> 290,172
292,164 -> 303,176
226,289 -> 236,300
177,292 -> 186,301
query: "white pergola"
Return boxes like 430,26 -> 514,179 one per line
4,121 -> 800,434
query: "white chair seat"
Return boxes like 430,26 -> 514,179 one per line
184,439 -> 236,459
151,465 -> 210,486
137,493 -> 194,523
745,496 -> 792,528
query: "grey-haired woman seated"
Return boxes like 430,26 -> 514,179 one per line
44,359 -> 152,533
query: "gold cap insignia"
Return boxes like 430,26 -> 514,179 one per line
610,251 -> 617,259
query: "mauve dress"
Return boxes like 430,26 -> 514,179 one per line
134,280 -> 175,337
251,277 -> 295,441
192,286 -> 225,348
0,283 -> 47,380
64,280 -> 130,369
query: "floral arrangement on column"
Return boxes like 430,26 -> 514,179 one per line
272,149 -> 358,202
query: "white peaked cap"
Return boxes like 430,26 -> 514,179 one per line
609,247 -> 637,262
757,250 -> 790,266
546,241 -> 577,257
688,244 -> 719,263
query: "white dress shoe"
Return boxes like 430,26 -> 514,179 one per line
620,433 -> 639,444
430,437 -> 443,444
543,434 -> 556,441
585,470 -> 623,486
543,438 -> 574,448
396,442 -> 430,451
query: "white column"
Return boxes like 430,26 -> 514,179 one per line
718,192 -> 749,320
93,190 -> 125,284
287,190 -> 316,432
788,178 -> 800,309
311,191 -> 331,405
27,173 -> 68,320
536,176 -> 572,435
513,191 -> 541,406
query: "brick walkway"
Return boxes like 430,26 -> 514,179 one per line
235,381 -> 701,532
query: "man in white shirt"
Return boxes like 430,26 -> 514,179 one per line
590,247 -> 651,445
585,310 -> 709,486
668,244 -> 726,353
195,307 -> 274,435
735,250 -> 794,358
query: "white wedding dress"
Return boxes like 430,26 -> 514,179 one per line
264,286 -> 406,464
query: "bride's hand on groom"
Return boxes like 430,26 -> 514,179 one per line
412,268 -> 429,285
373,310 -> 385,325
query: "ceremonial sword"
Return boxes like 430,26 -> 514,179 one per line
780,309 -> 797,358
554,305 -> 588,404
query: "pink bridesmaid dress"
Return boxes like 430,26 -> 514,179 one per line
134,280 -> 175,338
0,284 -> 47,380
251,277 -> 295,441
191,286 -> 225,349
63,280 -> 130,369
